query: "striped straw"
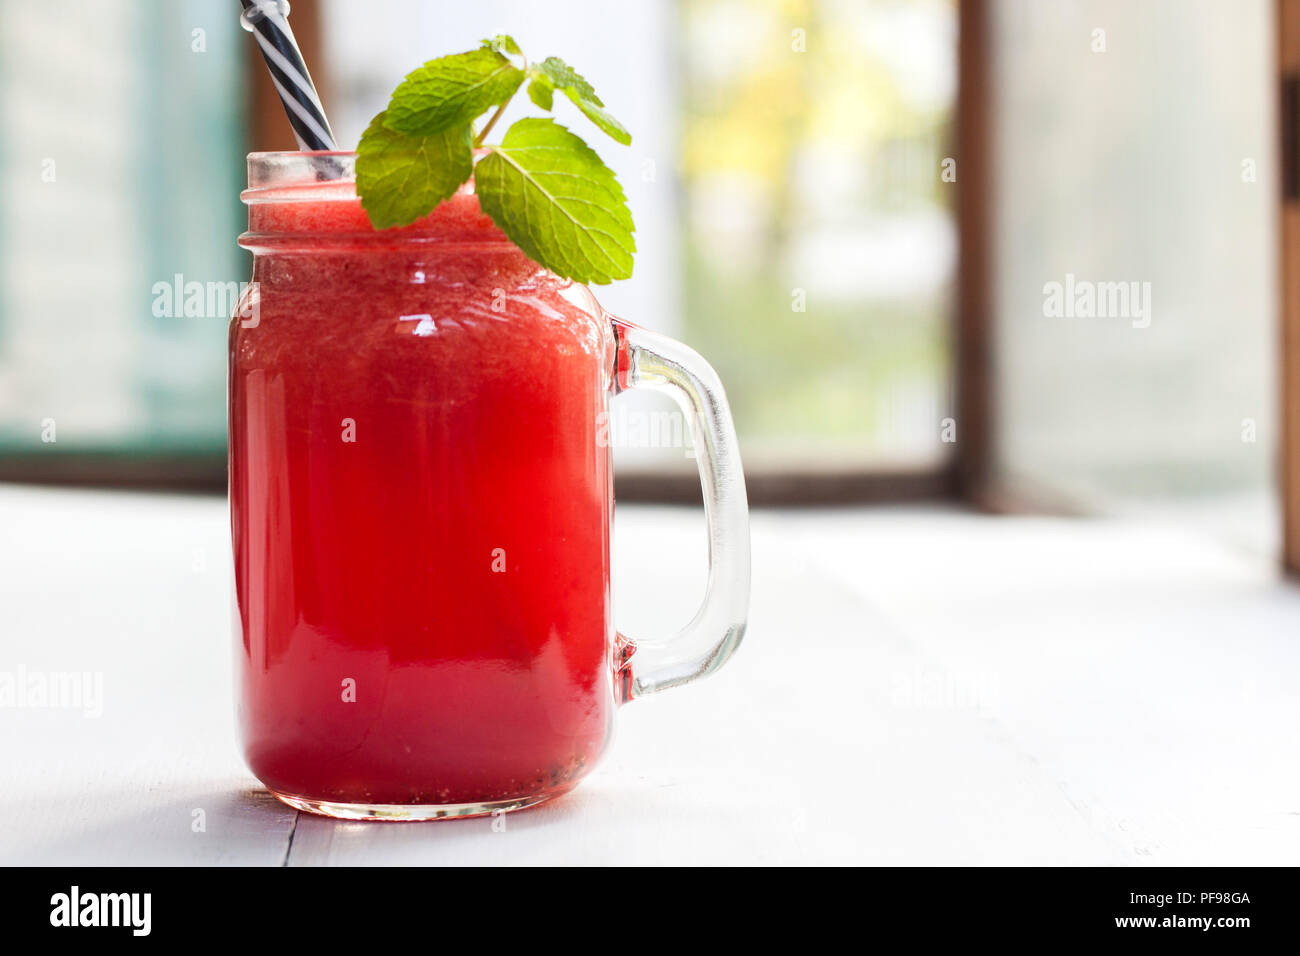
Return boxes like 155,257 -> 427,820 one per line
239,0 -> 336,151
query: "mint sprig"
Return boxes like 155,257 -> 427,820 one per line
354,36 -> 635,284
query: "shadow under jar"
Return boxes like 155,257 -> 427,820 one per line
230,152 -> 750,821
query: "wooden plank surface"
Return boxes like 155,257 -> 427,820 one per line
0,487 -> 297,865
1,486 -> 1296,865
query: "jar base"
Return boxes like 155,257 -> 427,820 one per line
272,790 -> 555,822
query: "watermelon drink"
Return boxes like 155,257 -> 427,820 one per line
232,162 -> 618,816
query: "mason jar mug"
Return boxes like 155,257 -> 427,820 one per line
229,152 -> 750,820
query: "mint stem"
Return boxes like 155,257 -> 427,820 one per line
474,94 -> 512,146
474,56 -> 526,147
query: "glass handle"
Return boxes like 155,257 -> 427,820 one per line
609,316 -> 751,699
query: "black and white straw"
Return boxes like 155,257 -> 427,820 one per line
239,0 -> 336,151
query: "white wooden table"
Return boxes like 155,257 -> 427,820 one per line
2,485 -> 1298,865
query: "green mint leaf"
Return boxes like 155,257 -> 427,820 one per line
481,34 -> 522,56
536,57 -> 602,104
475,118 -> 635,284
355,111 -> 473,229
567,97 -> 632,146
526,77 -> 554,111
533,57 -> 631,146
386,50 -> 524,136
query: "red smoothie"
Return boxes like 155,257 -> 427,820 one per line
230,176 -> 621,811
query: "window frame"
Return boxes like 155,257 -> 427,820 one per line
1279,0 -> 1300,574
0,0 -> 982,508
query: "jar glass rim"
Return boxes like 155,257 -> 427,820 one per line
239,151 -> 527,252
246,151 -> 357,192
245,149 -> 496,192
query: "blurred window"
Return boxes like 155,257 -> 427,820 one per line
0,0 -> 246,469
0,0 -> 956,491
679,0 -> 956,468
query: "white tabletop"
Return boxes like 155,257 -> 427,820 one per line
2,484 -> 1298,865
